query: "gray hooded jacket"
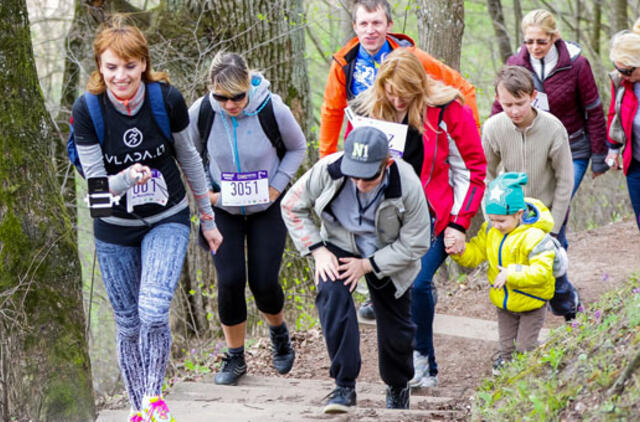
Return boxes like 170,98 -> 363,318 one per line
188,73 -> 306,215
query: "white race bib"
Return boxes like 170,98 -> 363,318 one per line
345,107 -> 408,158
532,92 -> 550,112
126,169 -> 169,213
220,170 -> 270,206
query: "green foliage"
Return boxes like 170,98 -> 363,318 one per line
473,276 -> 640,420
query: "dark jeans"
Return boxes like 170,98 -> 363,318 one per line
410,225 -> 447,376
315,244 -> 415,388
213,198 -> 287,325
627,159 -> 640,232
556,157 -> 589,249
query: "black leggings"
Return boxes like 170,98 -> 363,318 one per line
213,198 -> 287,326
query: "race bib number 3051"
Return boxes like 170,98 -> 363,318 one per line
220,170 -> 270,206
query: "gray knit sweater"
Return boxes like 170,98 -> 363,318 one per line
482,109 -> 574,234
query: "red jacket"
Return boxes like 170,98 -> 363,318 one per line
421,101 -> 486,236
607,79 -> 638,175
319,33 -> 479,158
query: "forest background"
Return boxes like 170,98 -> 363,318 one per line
1,0 -> 637,420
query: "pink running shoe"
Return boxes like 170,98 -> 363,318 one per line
143,396 -> 176,422
128,411 -> 143,422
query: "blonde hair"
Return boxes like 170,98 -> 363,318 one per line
87,14 -> 169,94
521,9 -> 559,37
610,18 -> 640,67
349,49 -> 462,134
208,52 -> 251,94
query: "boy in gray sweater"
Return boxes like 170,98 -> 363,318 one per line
482,65 -> 579,320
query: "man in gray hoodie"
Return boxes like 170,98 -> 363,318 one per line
281,127 -> 429,413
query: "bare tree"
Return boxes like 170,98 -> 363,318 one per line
0,0 -> 95,419
487,0 -> 513,63
591,0 -> 602,55
416,0 -> 465,70
514,0 -> 523,46
612,0 -> 628,33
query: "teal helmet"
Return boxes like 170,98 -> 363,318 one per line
485,172 -> 528,215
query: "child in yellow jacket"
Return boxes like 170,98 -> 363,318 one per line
450,172 -> 557,372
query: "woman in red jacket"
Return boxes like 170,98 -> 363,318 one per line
350,49 -> 486,388
608,18 -> 640,231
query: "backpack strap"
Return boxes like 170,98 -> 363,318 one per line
197,94 -> 215,169
257,96 -> 285,160
146,82 -> 172,142
84,93 -> 104,145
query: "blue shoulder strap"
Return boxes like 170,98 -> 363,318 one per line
84,93 -> 104,145
147,82 -> 172,141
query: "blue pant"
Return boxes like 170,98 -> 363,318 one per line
315,244 -> 414,388
551,158 -> 587,316
95,222 -> 190,411
572,158 -> 589,198
556,158 -> 589,249
626,159 -> 640,232
410,228 -> 447,376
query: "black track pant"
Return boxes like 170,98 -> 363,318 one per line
213,197 -> 287,325
315,243 -> 415,388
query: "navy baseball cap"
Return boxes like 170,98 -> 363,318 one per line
341,126 -> 389,178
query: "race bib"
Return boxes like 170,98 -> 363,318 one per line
345,107 -> 408,158
532,92 -> 550,112
126,169 -> 169,213
220,170 -> 270,206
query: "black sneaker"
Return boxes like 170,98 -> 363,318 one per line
564,294 -> 582,322
386,384 -> 410,409
270,329 -> 295,374
492,355 -> 506,376
322,386 -> 356,414
358,300 -> 375,321
214,353 -> 247,385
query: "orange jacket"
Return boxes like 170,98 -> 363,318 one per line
319,33 -> 480,157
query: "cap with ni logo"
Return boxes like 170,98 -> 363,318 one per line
341,126 -> 389,178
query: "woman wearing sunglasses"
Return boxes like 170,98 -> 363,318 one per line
492,9 -> 611,202
350,48 -> 486,389
188,52 -> 306,385
608,18 -> 640,231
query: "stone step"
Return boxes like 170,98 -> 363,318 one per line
359,312 -> 550,342
97,376 -> 464,421
169,380 -> 453,406
98,400 -> 463,421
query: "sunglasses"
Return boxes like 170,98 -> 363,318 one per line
523,38 -> 551,46
613,63 -> 637,77
212,92 -> 247,102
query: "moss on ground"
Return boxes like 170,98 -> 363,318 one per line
473,274 -> 640,421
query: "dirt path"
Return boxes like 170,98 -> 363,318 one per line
98,219 -> 640,420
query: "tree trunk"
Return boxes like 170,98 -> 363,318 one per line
514,0 -> 523,47
591,0 -> 601,55
142,0 -> 314,338
612,0 -> 627,33
340,0 -> 356,44
417,0 -> 464,71
0,0 -> 95,420
486,0 -> 513,63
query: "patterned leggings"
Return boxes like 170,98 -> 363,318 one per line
95,222 -> 189,411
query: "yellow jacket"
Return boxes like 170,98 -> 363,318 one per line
452,198 -> 556,312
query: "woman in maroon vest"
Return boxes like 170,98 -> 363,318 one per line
492,9 -> 611,203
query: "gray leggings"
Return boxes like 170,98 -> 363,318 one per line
95,222 -> 189,411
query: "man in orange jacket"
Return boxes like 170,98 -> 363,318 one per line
318,0 -> 480,158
